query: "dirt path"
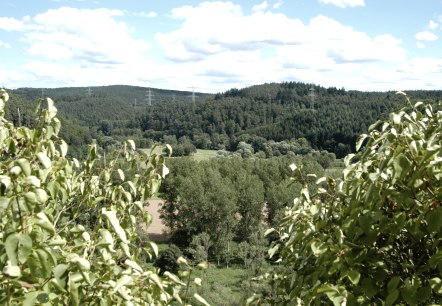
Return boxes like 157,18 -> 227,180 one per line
144,199 -> 168,241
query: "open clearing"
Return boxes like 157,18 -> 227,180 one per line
144,199 -> 167,241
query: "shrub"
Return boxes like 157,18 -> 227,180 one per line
154,244 -> 183,275
0,90 -> 187,305
250,95 -> 442,305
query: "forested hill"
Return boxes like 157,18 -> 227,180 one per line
12,85 -> 212,125
7,82 -> 442,157
136,82 -> 440,157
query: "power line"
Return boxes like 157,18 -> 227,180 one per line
188,87 -> 197,104
145,88 -> 153,106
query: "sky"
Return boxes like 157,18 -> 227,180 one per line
0,0 -> 441,93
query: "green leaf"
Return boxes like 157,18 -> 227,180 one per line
46,98 -> 57,120
60,140 -> 68,157
197,261 -> 209,270
24,191 -> 37,206
401,285 -> 418,305
361,278 -> 378,298
385,289 -> 399,306
124,259 -> 143,272
26,176 -> 41,187
430,277 -> 442,294
127,139 -> 136,150
393,153 -> 411,180
194,277 -> 202,286
2,264 -> 21,277
355,134 -> 369,151
113,275 -> 133,292
17,234 -> 32,264
5,233 -> 19,265
69,277 -> 80,306
163,271 -> 185,285
16,158 -> 31,176
35,188 -> 49,204
194,293 -> 211,306
37,152 -> 52,169
102,210 -> 128,244
0,196 -> 11,212
148,272 -> 164,289
426,207 -> 442,233
149,241 -> 158,258
23,292 -> 38,306
98,229 -> 115,251
53,264 -> 69,290
35,212 -> 55,233
346,270 -> 361,285
311,241 -> 327,256
117,169 -> 125,181
387,276 -> 401,291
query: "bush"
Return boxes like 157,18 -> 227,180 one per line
154,244 -> 183,275
0,90 -> 186,305
250,95 -> 442,305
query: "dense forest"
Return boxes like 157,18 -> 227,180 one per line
7,82 -> 441,159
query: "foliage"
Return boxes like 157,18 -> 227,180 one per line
154,244 -> 183,275
0,90 -> 191,305
250,95 -> 442,305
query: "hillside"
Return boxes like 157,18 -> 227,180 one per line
7,82 -> 442,158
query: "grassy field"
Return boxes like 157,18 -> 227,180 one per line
192,149 -> 218,161
140,146 -> 219,161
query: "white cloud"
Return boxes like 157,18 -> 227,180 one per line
156,5 -> 405,66
318,0 -> 365,8
0,17 -> 24,31
428,20 -> 438,30
21,7 -> 150,65
273,0 -> 283,9
415,31 -> 438,41
397,57 -> 442,75
252,1 -> 268,13
134,11 -> 157,18
4,1 -> 441,93
151,3 -> 410,92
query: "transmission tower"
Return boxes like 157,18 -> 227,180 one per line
146,88 -> 153,106
188,87 -> 197,105
87,87 -> 93,97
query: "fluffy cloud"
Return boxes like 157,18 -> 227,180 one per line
318,0 -> 365,8
1,7 -> 155,88
252,1 -> 268,12
3,1 -> 440,93
428,20 -> 438,30
151,2 -> 411,92
22,7 -> 150,64
415,31 -> 438,41
134,11 -> 157,18
273,0 -> 284,9
0,17 -> 24,31
156,4 -> 405,66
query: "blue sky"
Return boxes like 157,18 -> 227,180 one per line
0,0 -> 441,92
